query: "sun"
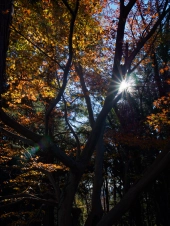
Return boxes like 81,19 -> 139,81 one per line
119,79 -> 129,92
118,77 -> 135,94
109,75 -> 136,99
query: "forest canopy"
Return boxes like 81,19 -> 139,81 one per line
0,0 -> 170,225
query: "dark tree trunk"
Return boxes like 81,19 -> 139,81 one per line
85,129 -> 105,226
0,0 -> 13,94
58,172 -> 80,226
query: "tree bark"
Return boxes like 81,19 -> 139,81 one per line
85,127 -> 105,226
58,172 -> 81,226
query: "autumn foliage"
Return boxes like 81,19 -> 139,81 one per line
0,0 -> 170,226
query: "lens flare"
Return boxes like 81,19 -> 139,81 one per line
22,136 -> 51,160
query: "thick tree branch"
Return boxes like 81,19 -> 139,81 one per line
129,25 -> 161,73
45,0 -> 79,134
62,95 -> 81,157
50,143 -> 78,171
0,108 -> 78,170
0,108 -> 42,142
125,0 -> 136,16
75,64 -> 95,128
79,93 -> 122,169
112,0 -> 136,81
0,126 -> 35,145
62,0 -> 74,15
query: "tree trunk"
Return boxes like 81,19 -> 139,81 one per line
0,0 -> 13,93
58,172 -> 80,226
85,128 -> 105,226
